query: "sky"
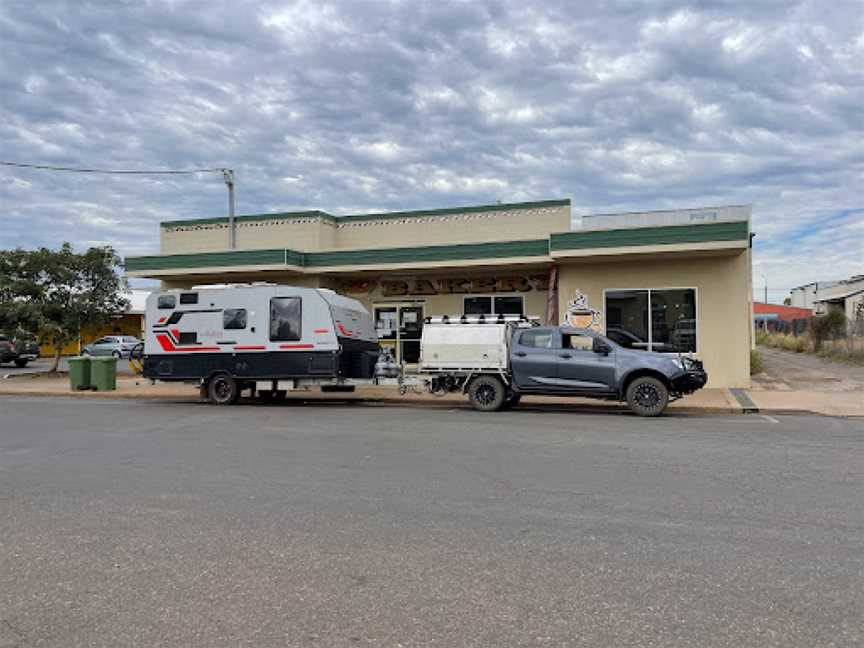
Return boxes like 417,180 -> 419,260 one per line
0,0 -> 862,299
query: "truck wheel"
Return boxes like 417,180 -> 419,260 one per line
468,375 -> 507,412
207,373 -> 240,405
14,359 -> 28,368
626,376 -> 669,417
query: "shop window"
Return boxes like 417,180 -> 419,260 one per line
179,292 -> 198,305
270,297 -> 302,341
223,308 -> 247,330
605,289 -> 696,352
463,295 -> 525,316
157,294 -> 176,309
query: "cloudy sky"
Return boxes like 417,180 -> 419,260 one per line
1,0 -> 861,298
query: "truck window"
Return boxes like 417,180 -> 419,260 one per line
223,309 -> 247,330
270,297 -> 301,341
519,330 -> 553,348
562,333 -> 593,352
157,295 -> 176,309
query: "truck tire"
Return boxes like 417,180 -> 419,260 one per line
626,376 -> 669,417
207,373 -> 240,405
468,375 -> 507,412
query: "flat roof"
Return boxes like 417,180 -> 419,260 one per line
159,199 -> 571,228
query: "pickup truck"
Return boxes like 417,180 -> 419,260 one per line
0,335 -> 40,368
416,318 -> 707,416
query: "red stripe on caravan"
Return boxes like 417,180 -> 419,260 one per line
234,346 -> 266,351
155,334 -> 219,353
337,324 -> 350,336
313,328 -> 329,334
279,344 -> 314,350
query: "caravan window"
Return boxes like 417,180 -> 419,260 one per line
157,294 -> 176,309
179,292 -> 198,305
223,309 -> 247,330
270,297 -> 301,341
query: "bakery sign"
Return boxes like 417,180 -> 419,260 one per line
341,275 -> 551,297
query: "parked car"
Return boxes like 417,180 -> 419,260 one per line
417,319 -> 708,416
81,336 -> 141,358
0,335 -> 40,367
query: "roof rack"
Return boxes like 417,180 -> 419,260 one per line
424,314 -> 540,326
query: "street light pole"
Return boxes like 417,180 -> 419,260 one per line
223,168 -> 236,249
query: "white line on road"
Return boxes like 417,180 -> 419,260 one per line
761,414 -> 780,424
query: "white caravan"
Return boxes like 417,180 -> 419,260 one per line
142,284 -> 379,403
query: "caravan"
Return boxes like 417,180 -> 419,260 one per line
143,284 -> 379,403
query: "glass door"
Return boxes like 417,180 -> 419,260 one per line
398,305 -> 424,364
373,303 -> 424,364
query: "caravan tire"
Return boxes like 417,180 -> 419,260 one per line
207,373 -> 240,405
468,375 -> 507,412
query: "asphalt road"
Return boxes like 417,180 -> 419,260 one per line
1,398 -> 862,647
0,357 -> 135,378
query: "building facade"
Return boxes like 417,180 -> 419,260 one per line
125,199 -> 754,387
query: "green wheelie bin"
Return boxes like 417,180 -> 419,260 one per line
90,356 -> 117,392
68,356 -> 92,391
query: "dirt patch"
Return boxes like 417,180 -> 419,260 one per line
754,346 -> 864,393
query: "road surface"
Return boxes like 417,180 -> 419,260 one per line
1,397 -> 861,647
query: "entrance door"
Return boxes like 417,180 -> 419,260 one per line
556,331 -> 617,393
374,303 -> 424,364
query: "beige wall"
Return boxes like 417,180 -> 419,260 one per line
557,251 -> 751,388
159,204 -> 570,255
331,205 -> 569,250
160,218 -> 336,255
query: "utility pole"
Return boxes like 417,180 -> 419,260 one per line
223,168 -> 236,249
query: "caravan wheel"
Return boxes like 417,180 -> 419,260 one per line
207,373 -> 240,405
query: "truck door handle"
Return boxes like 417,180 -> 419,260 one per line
515,351 -> 527,357
559,353 -> 572,359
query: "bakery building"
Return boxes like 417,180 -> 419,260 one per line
125,199 -> 754,387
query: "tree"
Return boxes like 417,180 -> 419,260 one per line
0,244 -> 129,372
783,297 -> 791,306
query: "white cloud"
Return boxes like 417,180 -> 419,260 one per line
0,0 -> 860,299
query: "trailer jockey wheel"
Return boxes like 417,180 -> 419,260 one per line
207,373 -> 240,405
468,375 -> 507,412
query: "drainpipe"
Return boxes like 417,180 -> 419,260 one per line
545,264 -> 559,325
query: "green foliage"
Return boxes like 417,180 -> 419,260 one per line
750,349 -> 764,375
809,310 -> 847,352
0,244 -> 128,370
758,332 -> 809,353
783,297 -> 791,306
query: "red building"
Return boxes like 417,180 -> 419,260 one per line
754,302 -> 812,321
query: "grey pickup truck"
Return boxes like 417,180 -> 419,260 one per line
416,319 -> 708,416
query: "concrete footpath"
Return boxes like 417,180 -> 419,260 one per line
1,373 -> 860,417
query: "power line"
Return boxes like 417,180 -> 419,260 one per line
0,160 -> 226,175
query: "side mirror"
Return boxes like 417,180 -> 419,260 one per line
593,338 -> 611,355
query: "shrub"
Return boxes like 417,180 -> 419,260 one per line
750,349 -> 764,375
810,310 -> 847,352
755,330 -> 770,345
